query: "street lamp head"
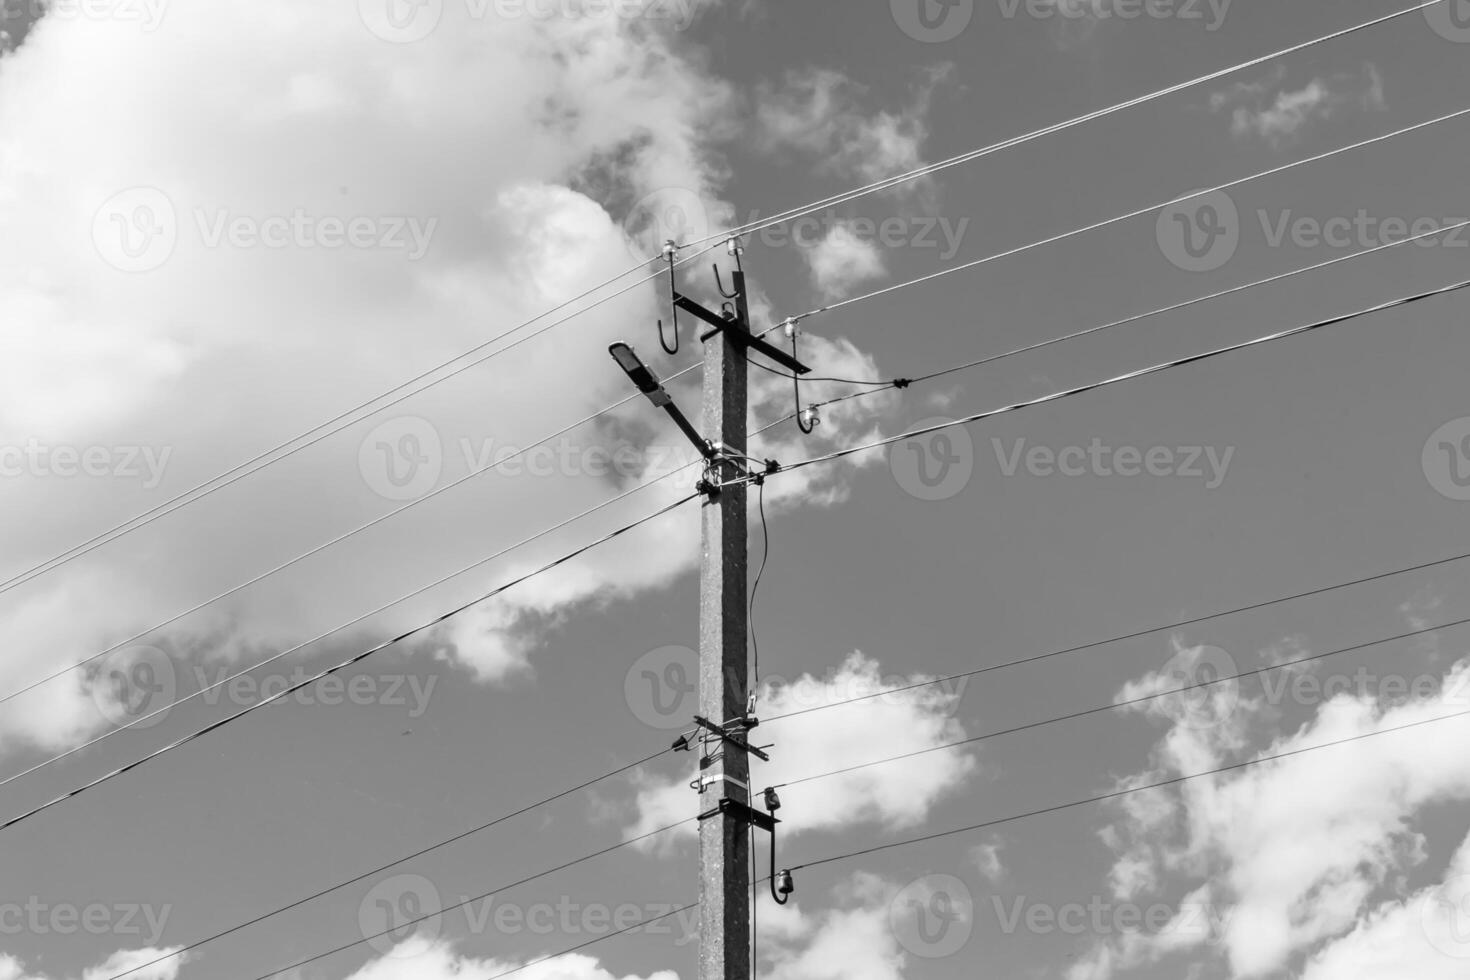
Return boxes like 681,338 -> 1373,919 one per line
609,342 -> 662,394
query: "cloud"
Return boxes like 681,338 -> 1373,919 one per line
970,835 -> 1007,884
624,652 -> 977,848
0,3 -> 901,758
757,874 -> 910,980
805,223 -> 887,299
0,948 -> 184,980
344,937 -> 678,980
1082,652 -> 1470,979
755,66 -> 950,190
1210,63 -> 1386,148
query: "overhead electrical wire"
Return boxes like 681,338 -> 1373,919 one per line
0,242 -> 718,602
785,105 -> 1470,325
767,546 -> 1470,725
106,538 -> 1470,978
767,613 -> 1470,791
687,1 -> 1446,251
106,747 -> 673,980
755,275 -> 1470,482
0,490 -> 701,833
5,3 -> 1442,600
782,706 -> 1470,874
246,818 -> 696,980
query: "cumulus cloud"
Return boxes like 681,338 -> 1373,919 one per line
0,3 -> 900,758
1080,651 -> 1470,979
805,223 -> 887,299
345,937 -> 678,980
757,873 -> 910,980
624,652 -> 977,847
1210,63 -> 1386,148
0,947 -> 184,980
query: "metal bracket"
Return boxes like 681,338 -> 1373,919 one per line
693,714 -> 769,761
697,797 -> 778,834
674,293 -> 812,375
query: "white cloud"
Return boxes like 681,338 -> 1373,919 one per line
345,937 -> 678,980
970,835 -> 1007,884
805,223 -> 887,299
755,66 -> 949,190
624,652 -> 977,848
1083,653 -> 1470,979
1210,63 -> 1386,148
757,873 -> 910,980
0,948 -> 184,980
0,3 -> 901,758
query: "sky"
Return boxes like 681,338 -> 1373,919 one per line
1,1 -> 1470,979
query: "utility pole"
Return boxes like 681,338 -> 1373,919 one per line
696,258 -> 752,980
609,240 -> 808,980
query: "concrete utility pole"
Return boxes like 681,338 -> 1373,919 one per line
609,241 -> 809,980
696,263 -> 752,980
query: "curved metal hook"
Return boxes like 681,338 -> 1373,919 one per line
657,249 -> 680,356
714,264 -> 739,300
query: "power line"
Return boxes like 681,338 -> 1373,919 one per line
0,244 -> 719,602
108,748 -> 672,980
789,105 -> 1470,324
785,706 -> 1470,873
693,1 -> 1445,252
766,544 -> 1470,725
13,72 -> 1458,704
481,903 -> 699,980
0,353 -> 714,709
764,275 -> 1470,480
769,613 -> 1470,790
0,490 -> 700,833
248,818 -> 696,980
